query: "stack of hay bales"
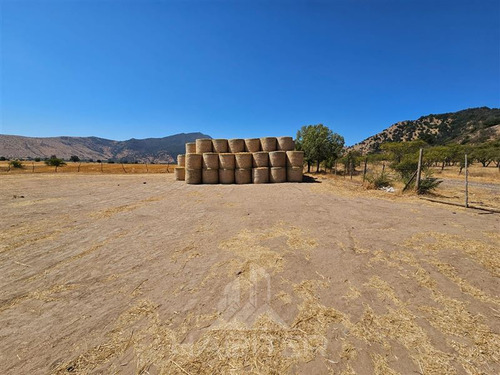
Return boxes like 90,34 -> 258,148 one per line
176,136 -> 303,184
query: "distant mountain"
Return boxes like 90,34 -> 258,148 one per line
351,107 -> 500,154
0,132 -> 211,163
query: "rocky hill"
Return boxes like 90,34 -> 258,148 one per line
351,107 -> 500,154
0,132 -> 211,163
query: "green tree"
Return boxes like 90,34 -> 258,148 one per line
45,156 -> 66,172
295,124 -> 344,172
70,155 -> 80,162
380,140 -> 427,163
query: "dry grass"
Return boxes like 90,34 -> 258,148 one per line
366,231 -> 500,375
309,163 -> 499,209
0,161 -> 175,174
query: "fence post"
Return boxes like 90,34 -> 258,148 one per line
362,157 -> 368,182
32,162 -> 35,173
465,154 -> 469,208
100,162 -> 103,172
415,148 -> 423,193
349,157 -> 353,180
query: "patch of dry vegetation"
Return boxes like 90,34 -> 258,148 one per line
0,161 -> 175,174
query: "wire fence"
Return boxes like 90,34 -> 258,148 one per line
315,150 -> 500,212
0,161 -> 174,174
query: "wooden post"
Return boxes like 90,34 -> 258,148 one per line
465,154 -> 469,208
32,162 -> 35,173
145,163 -> 149,172
415,148 -> 423,193
362,157 -> 368,182
166,163 -> 170,173
122,163 -> 127,173
100,162 -> 103,172
78,163 -> 81,172
382,163 -> 385,174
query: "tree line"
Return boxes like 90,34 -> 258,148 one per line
295,125 -> 499,173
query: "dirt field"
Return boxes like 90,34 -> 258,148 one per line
1,173 -> 499,374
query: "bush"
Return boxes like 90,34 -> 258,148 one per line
417,175 -> 443,194
34,157 -> 41,162
9,160 -> 24,169
366,172 -> 392,189
392,157 -> 418,183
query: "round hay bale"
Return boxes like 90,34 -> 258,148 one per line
244,138 -> 261,152
287,167 -> 303,182
270,167 -> 286,183
252,167 -> 269,184
269,151 -> 286,167
185,153 -> 202,169
219,168 -> 235,184
174,167 -> 185,181
212,139 -> 228,153
219,153 -> 235,169
277,136 -> 295,151
286,151 -> 304,167
202,153 -> 219,169
177,154 -> 186,167
196,138 -> 213,154
185,168 -> 202,184
202,168 -> 219,184
186,142 -> 196,154
235,168 -> 252,184
252,151 -> 269,167
260,137 -> 277,151
228,139 -> 245,153
235,152 -> 252,169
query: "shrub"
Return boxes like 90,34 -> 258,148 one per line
9,160 -> 24,169
417,170 -> 442,194
366,172 -> 392,189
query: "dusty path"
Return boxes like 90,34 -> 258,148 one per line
0,174 -> 499,374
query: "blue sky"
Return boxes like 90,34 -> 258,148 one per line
1,0 -> 499,146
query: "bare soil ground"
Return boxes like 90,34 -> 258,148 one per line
0,174 -> 499,375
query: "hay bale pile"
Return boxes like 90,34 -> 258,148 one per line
175,136 -> 303,184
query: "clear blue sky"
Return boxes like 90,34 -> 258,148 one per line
1,0 -> 499,146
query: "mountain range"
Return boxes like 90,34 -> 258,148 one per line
2,107 -> 499,161
351,107 -> 500,154
0,132 -> 211,163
